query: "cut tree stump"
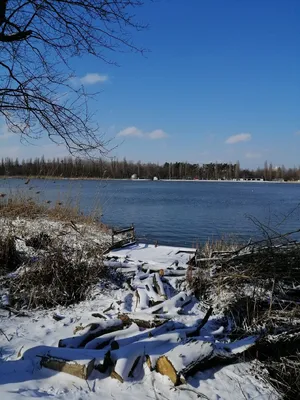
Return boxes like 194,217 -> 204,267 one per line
41,356 -> 94,379
110,332 -> 184,382
58,319 -> 123,348
22,345 -> 109,379
156,340 -> 214,385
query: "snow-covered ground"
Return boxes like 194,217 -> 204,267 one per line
104,243 -> 196,271
0,219 -> 279,400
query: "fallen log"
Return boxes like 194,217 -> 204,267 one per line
153,273 -> 167,299
58,319 -> 123,348
111,332 -> 184,382
85,323 -> 140,350
160,269 -> 187,277
145,292 -> 191,315
22,345 -> 108,379
156,340 -> 214,385
110,321 -> 173,350
184,307 -> 213,337
135,288 -> 150,311
118,313 -> 169,328
143,278 -> 163,303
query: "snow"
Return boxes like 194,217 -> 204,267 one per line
112,332 -> 184,381
0,299 -> 279,400
104,243 -> 196,271
0,218 -> 279,400
161,340 -> 214,373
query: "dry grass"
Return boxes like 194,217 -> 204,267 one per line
0,193 -> 109,229
0,193 -> 112,308
266,353 -> 300,399
0,235 -> 22,275
201,237 -> 241,258
188,236 -> 300,399
8,248 -> 107,309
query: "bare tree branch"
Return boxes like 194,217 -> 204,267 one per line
0,0 -> 148,156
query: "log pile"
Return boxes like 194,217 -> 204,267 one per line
19,239 -> 300,397
20,269 -> 230,384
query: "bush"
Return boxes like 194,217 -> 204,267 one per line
9,249 -> 107,309
0,236 -> 22,275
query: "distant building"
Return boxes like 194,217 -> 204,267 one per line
131,174 -> 138,180
240,177 -> 264,182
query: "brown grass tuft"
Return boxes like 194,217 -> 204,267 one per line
9,248 -> 107,309
0,236 -> 22,275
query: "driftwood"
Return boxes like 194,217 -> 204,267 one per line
58,319 -> 123,348
156,340 -> 214,385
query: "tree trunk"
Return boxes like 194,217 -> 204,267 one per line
58,319 -> 123,348
156,340 -> 214,385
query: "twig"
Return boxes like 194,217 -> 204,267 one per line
0,328 -> 11,341
0,305 -> 30,317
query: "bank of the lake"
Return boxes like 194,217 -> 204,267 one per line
1,178 -> 300,247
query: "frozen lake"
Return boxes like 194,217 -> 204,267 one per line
1,178 -> 300,247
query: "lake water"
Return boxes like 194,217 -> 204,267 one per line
1,178 -> 300,247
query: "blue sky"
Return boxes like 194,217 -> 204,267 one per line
0,0 -> 299,168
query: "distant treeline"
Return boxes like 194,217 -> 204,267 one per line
0,157 -> 299,181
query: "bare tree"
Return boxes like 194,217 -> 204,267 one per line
0,1 -> 146,156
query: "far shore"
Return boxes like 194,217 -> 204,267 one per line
0,176 -> 299,184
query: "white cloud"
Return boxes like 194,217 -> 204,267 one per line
245,152 -> 262,159
148,129 -> 168,140
118,126 -> 143,138
117,126 -> 168,140
225,133 -> 251,144
79,73 -> 108,85
294,131 -> 300,136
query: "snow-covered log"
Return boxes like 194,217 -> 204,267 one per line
159,269 -> 187,277
22,345 -> 108,379
135,288 -> 150,310
118,313 -> 169,328
156,340 -> 214,385
153,273 -> 167,299
177,307 -> 213,337
142,276 -> 163,302
145,292 -> 191,315
111,332 -> 184,382
84,323 -> 140,350
58,319 -> 123,348
111,321 -> 177,350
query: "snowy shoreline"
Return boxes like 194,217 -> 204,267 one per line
0,216 -> 283,399
1,176 -> 297,183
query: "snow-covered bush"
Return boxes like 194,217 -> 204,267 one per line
9,249 -> 107,308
